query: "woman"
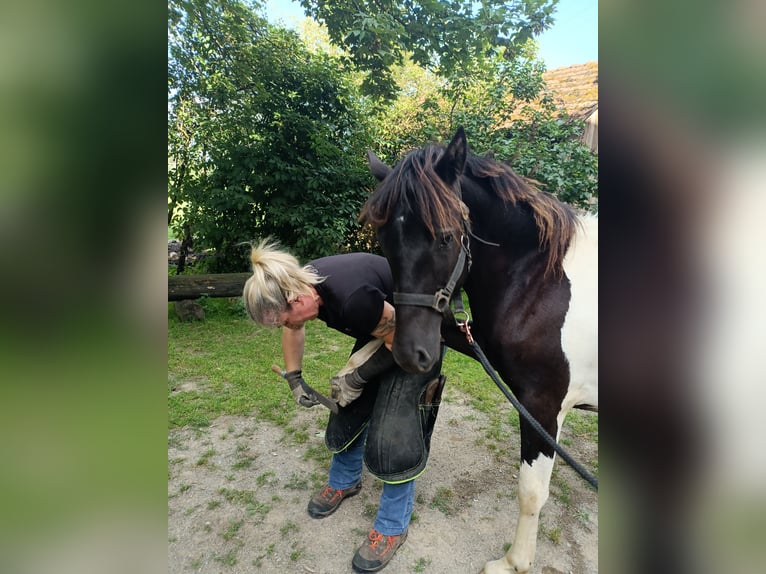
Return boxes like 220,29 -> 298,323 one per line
243,238 -> 444,572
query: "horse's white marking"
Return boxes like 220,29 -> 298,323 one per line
482,453 -> 558,574
561,214 -> 599,411
513,454 -> 557,572
482,215 -> 598,574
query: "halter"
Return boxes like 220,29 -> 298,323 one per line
393,231 -> 472,318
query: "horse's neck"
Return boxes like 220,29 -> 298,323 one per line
462,187 -> 540,261
461,189 -> 550,322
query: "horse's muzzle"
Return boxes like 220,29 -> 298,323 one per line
392,342 -> 437,374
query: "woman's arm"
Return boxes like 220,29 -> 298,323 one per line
370,301 -> 396,350
282,325 -> 306,371
282,324 -> 321,407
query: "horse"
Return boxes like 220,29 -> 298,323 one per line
359,127 -> 598,574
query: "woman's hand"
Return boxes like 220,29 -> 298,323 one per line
285,370 -> 320,407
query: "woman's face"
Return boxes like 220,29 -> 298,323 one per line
276,292 -> 319,330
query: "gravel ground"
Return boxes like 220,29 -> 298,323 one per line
168,388 -> 598,574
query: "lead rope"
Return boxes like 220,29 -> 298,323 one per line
450,292 -> 599,491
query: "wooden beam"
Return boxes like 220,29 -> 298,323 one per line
168,273 -> 251,301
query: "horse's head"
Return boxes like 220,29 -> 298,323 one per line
362,127 -> 470,373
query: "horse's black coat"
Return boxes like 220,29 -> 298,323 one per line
361,127 -> 581,464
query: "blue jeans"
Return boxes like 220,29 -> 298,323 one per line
327,429 -> 415,536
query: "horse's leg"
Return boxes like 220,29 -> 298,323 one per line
482,430 -> 556,573
482,386 -> 569,574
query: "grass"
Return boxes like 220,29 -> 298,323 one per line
550,468 -> 572,507
168,298 -> 518,430
441,347 -> 504,413
213,549 -> 238,566
546,526 -> 562,544
363,503 -> 377,519
217,488 -> 271,521
222,519 -> 244,541
168,297 -> 598,463
429,487 -> 456,516
196,447 -> 216,466
168,296 -> 599,555
284,473 -> 310,490
232,442 -> 257,470
289,546 -> 305,561
563,410 -> 599,442
302,444 -> 331,464
255,470 -> 276,486
168,298 -> 368,429
279,521 -> 299,537
232,455 -> 256,470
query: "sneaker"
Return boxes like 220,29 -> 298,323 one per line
351,528 -> 408,572
306,482 -> 361,518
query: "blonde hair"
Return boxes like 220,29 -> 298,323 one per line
242,238 -> 325,326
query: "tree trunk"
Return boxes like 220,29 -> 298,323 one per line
176,222 -> 194,274
168,273 -> 251,301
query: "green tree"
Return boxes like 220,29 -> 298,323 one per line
298,0 -> 559,100
169,0 -> 374,272
447,54 -> 598,210
368,48 -> 597,211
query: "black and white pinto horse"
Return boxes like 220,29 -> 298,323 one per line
360,127 -> 598,574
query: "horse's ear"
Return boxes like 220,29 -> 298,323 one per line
367,150 -> 392,181
435,126 -> 467,186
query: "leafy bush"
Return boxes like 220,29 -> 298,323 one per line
371,53 -> 598,212
169,0 -> 375,271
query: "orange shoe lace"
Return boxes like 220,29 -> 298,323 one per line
368,529 -> 398,556
320,485 -> 344,504
368,530 -> 384,549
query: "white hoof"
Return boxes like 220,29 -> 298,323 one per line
482,556 -> 515,574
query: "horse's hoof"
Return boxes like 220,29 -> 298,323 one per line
482,557 -> 515,574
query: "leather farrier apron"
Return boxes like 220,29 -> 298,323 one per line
324,348 -> 446,483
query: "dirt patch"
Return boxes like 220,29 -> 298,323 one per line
168,389 -> 597,573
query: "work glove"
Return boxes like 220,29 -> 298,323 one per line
285,370 -> 320,408
329,340 -> 396,407
330,370 -> 366,407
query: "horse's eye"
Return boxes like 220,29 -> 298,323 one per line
439,234 -> 453,248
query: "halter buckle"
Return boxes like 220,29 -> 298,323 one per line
432,289 -> 451,312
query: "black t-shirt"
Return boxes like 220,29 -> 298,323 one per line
309,253 -> 393,341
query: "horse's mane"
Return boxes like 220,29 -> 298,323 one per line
465,154 -> 579,277
360,144 -> 578,277
360,145 -> 468,238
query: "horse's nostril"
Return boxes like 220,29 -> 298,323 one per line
415,347 -> 432,370
393,344 -> 434,373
